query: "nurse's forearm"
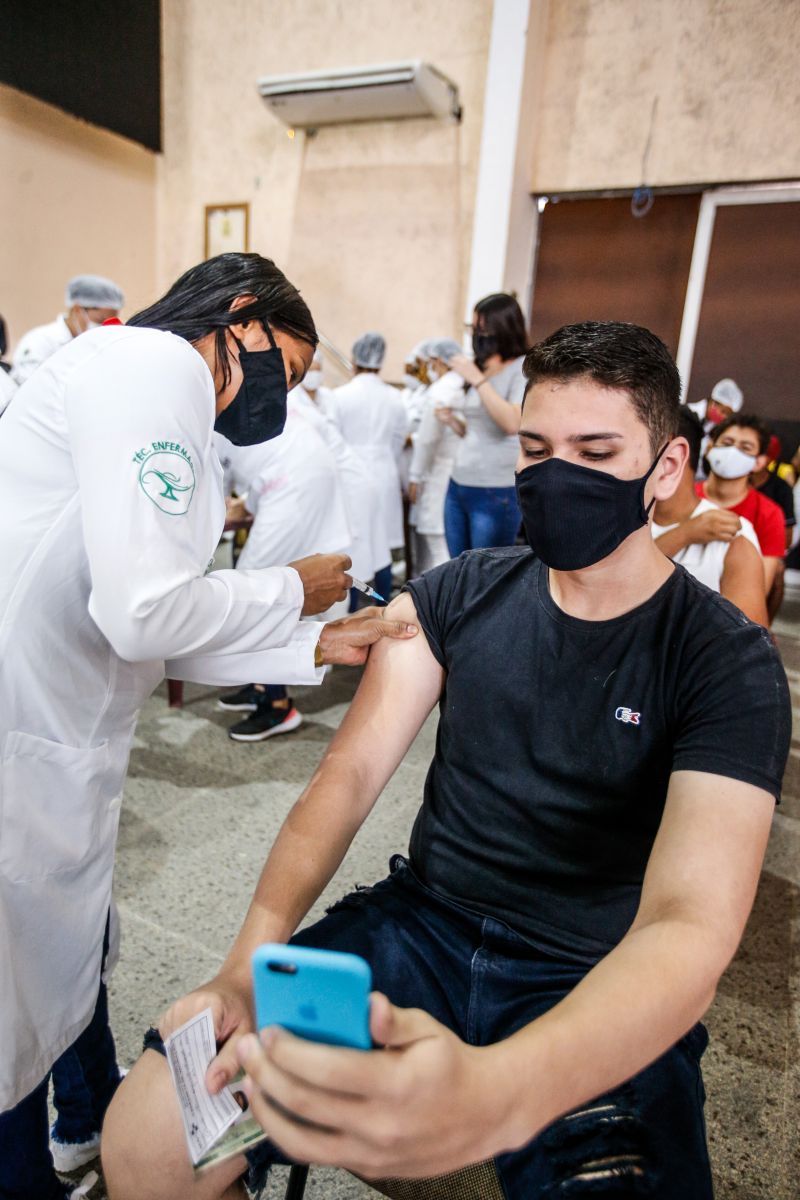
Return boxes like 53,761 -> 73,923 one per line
165,623 -> 325,686
91,564 -> 304,664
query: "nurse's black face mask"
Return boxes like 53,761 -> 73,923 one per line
515,443 -> 668,571
213,322 -> 288,446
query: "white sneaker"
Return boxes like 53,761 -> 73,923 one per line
50,1131 -> 101,1172
68,1170 -> 98,1199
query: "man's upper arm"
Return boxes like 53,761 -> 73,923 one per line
325,591 -> 445,798
720,535 -> 768,625
632,770 -> 774,970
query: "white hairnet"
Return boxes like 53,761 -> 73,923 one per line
429,338 -> 463,364
710,378 -> 743,412
410,339 -> 437,361
66,275 -> 125,309
352,331 -> 386,369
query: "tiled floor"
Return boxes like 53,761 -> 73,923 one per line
68,593 -> 799,1199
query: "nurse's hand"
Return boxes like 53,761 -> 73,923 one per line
290,552 -> 353,614
318,608 -> 418,666
157,972 -> 254,1094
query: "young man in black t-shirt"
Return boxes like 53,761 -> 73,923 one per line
104,323 -> 790,1200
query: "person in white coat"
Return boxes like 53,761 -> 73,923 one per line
10,274 -> 124,387
293,361 -> 391,584
0,253 -> 416,1200
0,363 -> 15,417
217,405 -> 352,740
328,332 -> 408,602
408,337 -> 465,574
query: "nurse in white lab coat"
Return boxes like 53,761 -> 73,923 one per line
0,366 -> 15,417
216,406 -> 353,741
293,365 -> 391,582
327,332 -> 408,600
408,338 -> 465,574
0,253 -> 415,1196
10,273 -> 124,387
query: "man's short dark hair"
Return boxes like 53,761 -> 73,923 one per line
677,406 -> 704,473
522,321 -> 681,453
709,412 -> 771,455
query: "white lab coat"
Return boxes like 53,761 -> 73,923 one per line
0,368 -> 16,417
409,371 -> 464,536
222,407 -> 351,570
328,374 -> 408,551
291,388 -> 390,579
10,313 -> 73,386
398,382 -> 426,498
0,325 -> 325,1108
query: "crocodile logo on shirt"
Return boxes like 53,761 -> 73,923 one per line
135,444 -> 196,515
615,706 -> 641,726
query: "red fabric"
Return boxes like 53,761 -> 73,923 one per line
695,483 -> 786,557
102,317 -> 123,326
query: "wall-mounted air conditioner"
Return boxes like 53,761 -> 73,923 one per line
257,60 -> 461,129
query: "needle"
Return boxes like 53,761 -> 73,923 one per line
349,577 -> 387,603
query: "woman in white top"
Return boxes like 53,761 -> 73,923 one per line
438,293 -> 528,555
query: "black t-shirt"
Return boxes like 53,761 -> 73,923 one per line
404,549 -> 790,964
757,471 -> 796,527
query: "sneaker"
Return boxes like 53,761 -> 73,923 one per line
217,684 -> 263,711
228,706 -> 303,742
50,1130 -> 101,1173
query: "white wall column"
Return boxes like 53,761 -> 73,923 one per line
464,0 -> 546,325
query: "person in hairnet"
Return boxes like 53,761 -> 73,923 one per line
408,337 -> 466,573
327,332 -> 408,603
292,359 -> 391,591
687,378 -> 743,479
10,274 -> 124,387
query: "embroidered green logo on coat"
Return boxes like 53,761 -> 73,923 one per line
133,442 -> 196,515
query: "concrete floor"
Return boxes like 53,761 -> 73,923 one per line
69,594 -> 798,1199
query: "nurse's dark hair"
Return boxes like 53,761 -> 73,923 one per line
473,293 -> 528,361
128,253 -> 317,386
522,321 -> 681,453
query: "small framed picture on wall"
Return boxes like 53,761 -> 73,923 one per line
204,203 -> 249,258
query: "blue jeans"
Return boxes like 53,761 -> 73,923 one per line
0,953 -> 121,1198
145,858 -> 712,1197
444,481 -> 520,556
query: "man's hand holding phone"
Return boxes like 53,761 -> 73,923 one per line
236,946 -> 530,1180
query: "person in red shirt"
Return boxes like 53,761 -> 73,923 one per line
697,414 -> 785,611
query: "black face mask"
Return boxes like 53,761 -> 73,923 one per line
472,330 -> 498,368
213,324 -> 288,446
515,447 -> 667,571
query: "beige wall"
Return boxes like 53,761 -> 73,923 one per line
0,84 -> 157,354
159,0 -> 493,380
530,0 -> 800,193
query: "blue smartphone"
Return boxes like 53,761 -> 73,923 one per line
251,944 -> 372,1050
